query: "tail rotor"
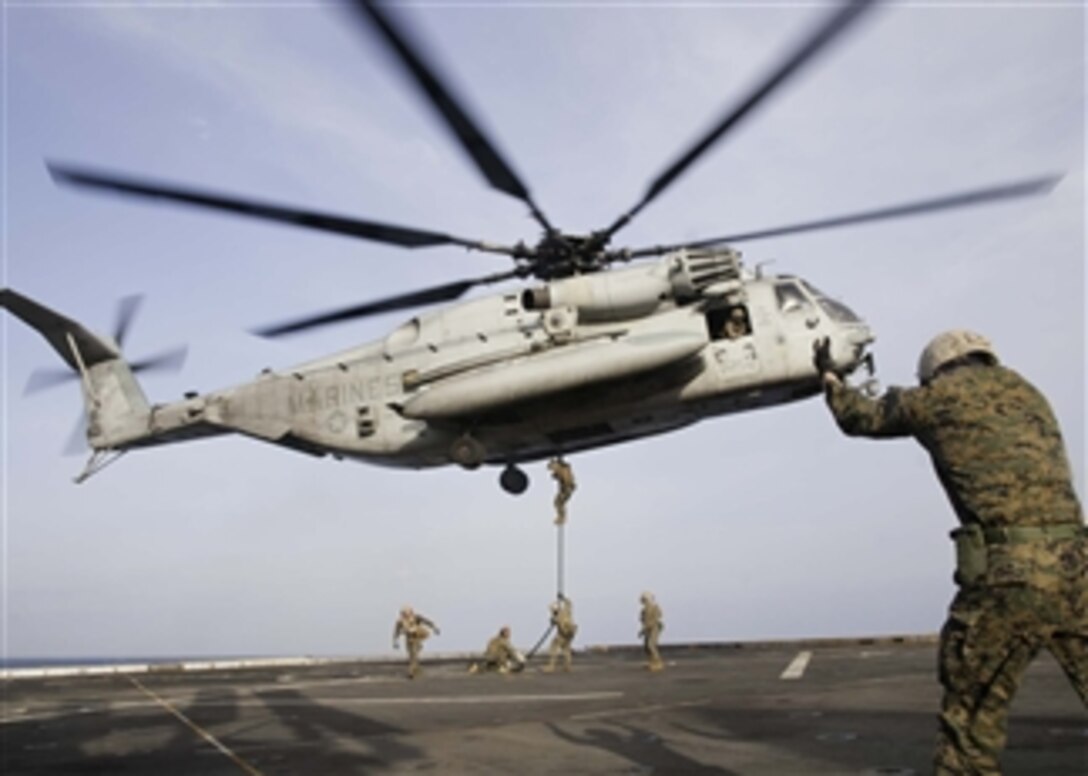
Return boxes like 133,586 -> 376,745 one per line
7,291 -> 187,456
22,294 -> 187,399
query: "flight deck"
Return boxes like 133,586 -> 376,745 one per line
2,637 -> 1085,775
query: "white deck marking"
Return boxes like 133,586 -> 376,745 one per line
0,690 -> 625,726
780,650 -> 812,680
128,676 -> 264,776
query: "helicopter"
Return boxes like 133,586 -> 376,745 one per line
1,0 -> 1062,495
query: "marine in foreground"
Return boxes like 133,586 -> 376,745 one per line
815,331 -> 1087,775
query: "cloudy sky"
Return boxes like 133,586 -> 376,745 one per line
2,1 -> 1083,662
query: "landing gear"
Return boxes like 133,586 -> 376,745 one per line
449,434 -> 485,469
500,464 -> 529,495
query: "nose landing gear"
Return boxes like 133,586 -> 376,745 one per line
500,464 -> 529,495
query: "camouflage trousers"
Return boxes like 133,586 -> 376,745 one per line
935,560 -> 1087,775
405,638 -> 423,678
547,633 -> 574,671
643,628 -> 663,669
554,486 -> 574,524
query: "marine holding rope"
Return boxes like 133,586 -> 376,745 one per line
544,595 -> 578,673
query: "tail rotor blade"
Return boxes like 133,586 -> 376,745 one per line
112,294 -> 144,349
63,414 -> 88,457
129,345 -> 188,375
24,366 -> 78,396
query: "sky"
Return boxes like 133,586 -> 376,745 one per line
1,1 -> 1083,662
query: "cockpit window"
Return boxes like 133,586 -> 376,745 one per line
775,282 -> 812,314
804,282 -> 860,323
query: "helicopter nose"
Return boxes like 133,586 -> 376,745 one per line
845,323 -> 874,349
839,322 -> 874,367
835,323 -> 875,374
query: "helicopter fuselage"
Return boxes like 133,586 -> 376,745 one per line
128,249 -> 873,476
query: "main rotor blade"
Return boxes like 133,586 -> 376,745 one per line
253,270 -> 519,337
48,162 -> 515,253
601,0 -> 878,243
625,174 -> 1063,258
348,1 -> 555,234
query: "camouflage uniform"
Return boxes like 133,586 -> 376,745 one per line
639,592 -> 665,671
392,607 -> 439,679
545,597 -> 578,672
472,626 -> 523,674
548,457 -> 576,525
824,361 -> 1086,775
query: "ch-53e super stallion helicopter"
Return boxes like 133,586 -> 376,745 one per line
1,0 -> 1060,494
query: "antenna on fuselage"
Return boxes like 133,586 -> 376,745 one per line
755,259 -> 776,279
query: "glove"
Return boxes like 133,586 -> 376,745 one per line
812,337 -> 834,376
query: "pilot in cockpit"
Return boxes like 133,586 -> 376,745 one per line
722,306 -> 751,340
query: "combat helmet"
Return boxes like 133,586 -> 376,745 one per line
917,330 -> 997,383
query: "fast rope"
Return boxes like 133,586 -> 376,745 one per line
526,458 -> 575,659
526,518 -> 567,659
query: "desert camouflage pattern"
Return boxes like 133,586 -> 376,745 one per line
479,629 -> 522,674
639,594 -> 665,671
825,362 -> 1086,774
393,609 -> 439,679
546,598 -> 578,672
548,457 -> 577,525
